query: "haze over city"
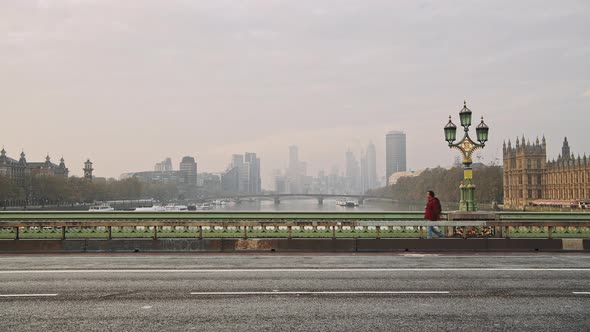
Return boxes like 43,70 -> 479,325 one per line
2,0 -> 589,189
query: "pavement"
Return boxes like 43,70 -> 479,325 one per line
0,253 -> 589,331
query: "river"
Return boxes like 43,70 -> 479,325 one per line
207,199 -> 459,212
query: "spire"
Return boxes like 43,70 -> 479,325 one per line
562,137 -> 571,160
535,137 -> 540,145
516,136 -> 520,147
0,147 -> 5,156
19,151 -> 26,165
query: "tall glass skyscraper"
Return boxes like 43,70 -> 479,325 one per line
386,131 -> 406,185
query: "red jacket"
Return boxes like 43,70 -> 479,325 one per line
424,197 -> 442,221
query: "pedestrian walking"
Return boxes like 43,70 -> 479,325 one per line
424,190 -> 444,239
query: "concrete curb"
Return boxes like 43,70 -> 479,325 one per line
0,238 -> 588,253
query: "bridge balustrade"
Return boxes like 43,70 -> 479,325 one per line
1,211 -> 590,240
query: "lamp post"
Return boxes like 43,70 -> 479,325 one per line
444,101 -> 489,211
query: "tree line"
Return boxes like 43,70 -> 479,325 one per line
0,175 -> 179,207
367,165 -> 503,204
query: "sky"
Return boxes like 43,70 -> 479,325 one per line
1,0 -> 589,188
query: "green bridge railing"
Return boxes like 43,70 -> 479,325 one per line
1,211 -> 589,240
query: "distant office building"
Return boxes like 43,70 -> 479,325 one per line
221,166 -> 240,193
361,142 -> 378,192
179,156 -> 197,187
221,152 -> 261,194
366,142 -> 377,189
245,152 -> 261,194
124,156 -> 198,195
286,145 -> 306,193
130,170 -> 189,185
154,158 -> 173,172
198,172 -> 222,192
275,175 -> 287,193
345,149 -> 361,194
289,146 -> 299,172
386,131 -> 407,185
360,151 -> 368,193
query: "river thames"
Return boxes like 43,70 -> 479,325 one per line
206,199 -> 460,212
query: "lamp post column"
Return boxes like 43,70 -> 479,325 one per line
444,101 -> 489,212
460,161 -> 476,211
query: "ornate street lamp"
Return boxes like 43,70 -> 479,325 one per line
444,101 -> 489,211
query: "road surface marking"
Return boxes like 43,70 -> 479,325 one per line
0,294 -> 57,297
0,268 -> 589,274
190,291 -> 450,295
572,292 -> 590,295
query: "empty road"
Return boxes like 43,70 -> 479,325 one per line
0,253 -> 589,331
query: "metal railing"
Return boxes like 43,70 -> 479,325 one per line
1,211 -> 589,240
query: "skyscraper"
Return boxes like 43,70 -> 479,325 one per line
179,156 -> 197,187
345,149 -> 360,194
245,152 -> 261,194
221,152 -> 261,194
289,145 -> 299,173
154,158 -> 173,172
360,150 -> 369,193
287,145 -> 304,193
367,141 -> 377,189
386,131 -> 407,185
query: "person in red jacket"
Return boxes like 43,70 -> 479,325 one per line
424,190 -> 444,239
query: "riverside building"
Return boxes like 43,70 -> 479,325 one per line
386,131 -> 407,185
0,148 -> 69,187
503,136 -> 590,208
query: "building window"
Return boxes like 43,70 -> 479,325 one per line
537,190 -> 542,199
527,189 -> 532,199
528,175 -> 532,185
537,159 -> 541,169
537,175 -> 542,185
527,159 -> 531,169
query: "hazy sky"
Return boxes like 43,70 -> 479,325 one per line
1,0 -> 589,188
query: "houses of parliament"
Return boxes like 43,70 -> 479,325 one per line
503,136 -> 590,208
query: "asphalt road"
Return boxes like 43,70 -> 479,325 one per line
0,253 -> 589,331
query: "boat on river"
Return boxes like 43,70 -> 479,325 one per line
88,204 -> 114,212
134,205 -> 166,212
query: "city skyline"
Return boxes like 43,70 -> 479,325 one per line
1,1 -> 589,188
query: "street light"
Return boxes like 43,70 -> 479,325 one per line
444,101 -> 489,211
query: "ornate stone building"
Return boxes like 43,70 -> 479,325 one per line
503,136 -> 590,208
0,148 -> 69,187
